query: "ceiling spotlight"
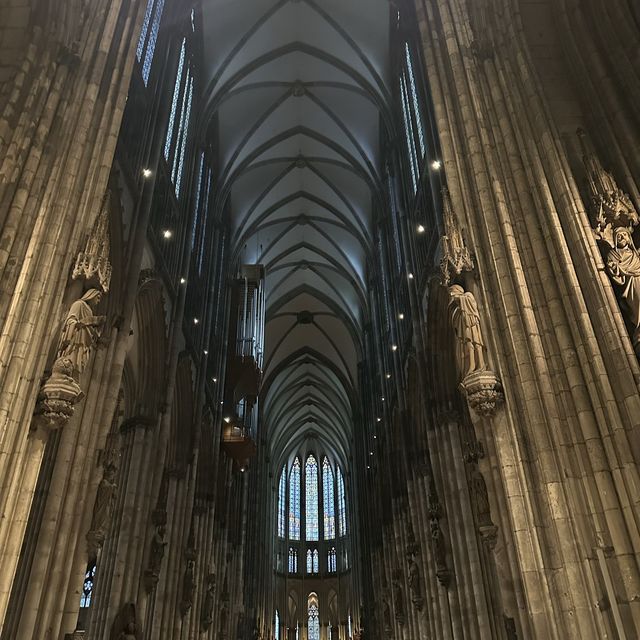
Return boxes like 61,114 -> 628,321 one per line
180,277 -> 186,284
417,224 -> 425,234
224,416 -> 231,423
391,344 -> 398,352
203,350 -> 208,355
431,159 -> 442,170
398,313 -> 405,320
408,273 -> 414,280
142,168 -> 152,178
193,317 -> 199,324
373,435 -> 377,439
367,465 -> 371,469
220,401 -> 224,405
386,373 -> 391,379
370,451 -> 373,456
381,396 -> 385,402
212,377 -> 218,383
162,229 -> 173,239
376,417 -> 381,423
240,466 -> 246,473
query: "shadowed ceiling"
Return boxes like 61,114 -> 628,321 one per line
202,0 -> 392,467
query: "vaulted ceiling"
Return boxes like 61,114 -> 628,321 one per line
201,0 -> 392,467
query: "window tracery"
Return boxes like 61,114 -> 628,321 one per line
305,455 -> 319,541
289,458 -> 301,540
323,457 -> 335,539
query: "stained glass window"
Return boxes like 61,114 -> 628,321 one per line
305,455 -> 319,541
289,458 -> 301,540
307,548 -> 313,573
322,457 -> 335,540
405,42 -> 426,159
164,38 -> 186,161
197,168 -> 212,275
136,0 -> 166,85
328,547 -> 337,572
288,547 -> 297,573
278,465 -> 286,538
79,561 -> 96,608
275,610 -> 280,640
337,466 -> 347,536
400,74 -> 419,194
308,604 -> 320,640
173,71 -> 193,198
313,548 -> 319,573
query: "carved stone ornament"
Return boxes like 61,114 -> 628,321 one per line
180,555 -> 197,617
579,130 -> 640,354
406,552 -> 424,611
459,370 -> 504,417
86,459 -> 118,557
144,518 -> 168,593
440,187 -> 474,285
33,357 -> 84,429
428,481 -> 451,587
73,190 -> 112,292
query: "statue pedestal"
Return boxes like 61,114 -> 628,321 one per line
33,358 -> 84,430
459,370 -> 504,417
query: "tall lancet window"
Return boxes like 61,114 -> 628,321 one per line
275,610 -> 280,640
289,458 -> 301,540
136,0 -> 166,85
337,466 -> 347,536
288,547 -> 297,573
278,465 -> 286,538
305,455 -> 319,541
308,601 -> 320,640
328,547 -> 337,573
323,457 -> 335,539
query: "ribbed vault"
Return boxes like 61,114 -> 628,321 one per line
202,0 -> 391,467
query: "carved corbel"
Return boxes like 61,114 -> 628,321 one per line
33,357 -> 84,430
440,187 -> 474,286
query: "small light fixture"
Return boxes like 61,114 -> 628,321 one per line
373,434 -> 377,439
193,317 -> 199,324
386,373 -> 391,379
203,350 -> 208,355
220,401 -> 224,405
376,417 -> 381,423
381,396 -> 385,402
370,451 -> 373,456
367,465 -> 371,469
240,466 -> 246,473
398,313 -> 405,320
162,229 -> 173,239
224,416 -> 231,423
417,224 -> 425,234
408,272 -> 414,280
431,159 -> 442,170
142,168 -> 152,178
180,277 -> 186,284
212,377 -> 218,383
391,344 -> 398,352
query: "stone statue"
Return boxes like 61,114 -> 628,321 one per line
87,461 -> 117,553
180,558 -> 196,616
448,285 -> 486,379
201,573 -> 216,631
110,603 -> 140,640
407,554 -> 422,606
606,226 -> 640,351
149,525 -> 167,578
57,289 -> 105,375
392,571 -> 405,623
383,596 -> 393,634
470,468 -> 492,527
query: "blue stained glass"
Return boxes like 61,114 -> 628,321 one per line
322,458 -> 335,539
305,455 -> 319,541
337,466 -> 347,537
405,42 -> 426,158
400,75 -> 419,194
190,7 -> 195,31
142,0 -> 165,85
312,549 -> 319,573
175,74 -> 193,198
306,549 -> 313,573
288,547 -> 297,573
328,547 -> 336,572
308,604 -> 320,640
164,39 -> 186,160
278,465 -> 286,538
289,458 -> 301,540
136,0 -> 155,61
79,562 -> 96,608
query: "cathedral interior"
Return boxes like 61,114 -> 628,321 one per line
0,0 -> 639,638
